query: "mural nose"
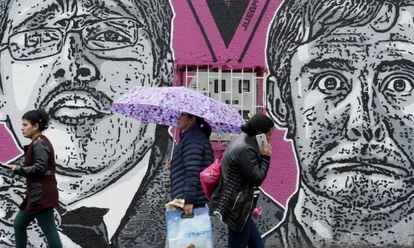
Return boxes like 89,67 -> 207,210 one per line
76,67 -> 93,81
347,125 -> 385,142
363,129 -> 373,142
60,35 -> 99,83
349,128 -> 362,141
53,69 -> 66,79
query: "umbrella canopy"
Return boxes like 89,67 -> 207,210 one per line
111,86 -> 244,133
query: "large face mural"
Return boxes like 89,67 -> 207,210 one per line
0,0 -> 173,247
266,0 -> 414,247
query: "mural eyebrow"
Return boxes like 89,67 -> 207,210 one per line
12,3 -> 63,32
326,34 -> 367,44
378,59 -> 414,72
88,6 -> 137,21
301,58 -> 356,73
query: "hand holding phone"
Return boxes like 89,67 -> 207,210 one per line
256,133 -> 268,150
256,133 -> 272,157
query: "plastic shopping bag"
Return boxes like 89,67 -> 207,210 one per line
166,207 -> 214,248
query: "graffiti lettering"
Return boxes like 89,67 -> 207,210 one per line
242,0 -> 258,31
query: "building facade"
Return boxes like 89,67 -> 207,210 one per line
1,0 -> 413,247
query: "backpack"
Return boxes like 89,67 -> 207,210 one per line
200,158 -> 221,200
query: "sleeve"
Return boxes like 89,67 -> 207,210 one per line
237,147 -> 270,187
14,140 -> 50,177
182,139 -> 204,204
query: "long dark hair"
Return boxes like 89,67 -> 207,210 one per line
22,109 -> 50,132
240,114 -> 274,136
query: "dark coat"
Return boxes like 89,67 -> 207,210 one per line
170,125 -> 214,206
15,135 -> 59,214
209,133 -> 270,232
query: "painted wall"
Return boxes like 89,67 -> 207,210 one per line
2,0 -> 412,247
0,0 -> 174,247
173,0 -> 280,67
0,0 -> 285,247
264,0 -> 414,247
172,0 -> 297,208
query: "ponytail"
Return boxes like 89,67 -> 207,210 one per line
22,109 -> 50,132
240,114 -> 274,136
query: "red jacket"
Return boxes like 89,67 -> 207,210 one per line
15,135 -> 59,214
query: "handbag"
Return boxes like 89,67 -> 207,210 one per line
200,159 -> 221,200
166,207 -> 214,248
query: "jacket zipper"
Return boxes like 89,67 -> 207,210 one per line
240,194 -> 254,230
232,192 -> 242,210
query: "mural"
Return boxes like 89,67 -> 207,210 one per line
0,0 -> 288,247
172,0 -> 297,209
265,0 -> 414,247
1,0 -> 409,246
173,0 -> 282,67
0,0 -> 173,247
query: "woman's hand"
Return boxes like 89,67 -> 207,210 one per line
183,203 -> 193,216
164,159 -> 171,170
7,164 -> 16,171
261,144 -> 272,157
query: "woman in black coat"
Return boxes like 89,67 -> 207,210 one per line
210,114 -> 274,248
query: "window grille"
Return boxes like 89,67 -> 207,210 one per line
181,65 -> 267,140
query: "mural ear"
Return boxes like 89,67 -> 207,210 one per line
370,1 -> 398,32
266,76 -> 289,128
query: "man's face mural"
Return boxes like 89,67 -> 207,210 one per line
267,1 -> 414,210
0,0 -> 172,204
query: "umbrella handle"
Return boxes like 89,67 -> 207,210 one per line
170,126 -> 178,161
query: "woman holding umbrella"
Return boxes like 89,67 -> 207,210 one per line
170,112 -> 214,216
111,86 -> 244,247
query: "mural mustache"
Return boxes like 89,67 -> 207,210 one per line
38,81 -> 113,125
315,143 -> 412,179
308,137 -> 414,208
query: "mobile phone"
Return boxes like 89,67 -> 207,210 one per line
256,133 -> 268,151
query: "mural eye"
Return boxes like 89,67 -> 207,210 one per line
384,76 -> 414,95
91,31 -> 131,43
82,19 -> 139,50
313,73 -> 349,95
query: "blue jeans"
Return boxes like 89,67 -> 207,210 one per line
228,216 -> 264,248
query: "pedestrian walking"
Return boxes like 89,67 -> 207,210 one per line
170,112 -> 215,216
7,110 -> 62,248
210,113 -> 274,248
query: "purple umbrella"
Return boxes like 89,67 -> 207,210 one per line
111,86 -> 244,133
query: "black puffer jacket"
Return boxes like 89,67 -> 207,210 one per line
171,125 -> 214,207
209,133 -> 270,231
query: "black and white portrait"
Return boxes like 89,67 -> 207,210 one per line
265,0 -> 414,247
0,0 -> 173,247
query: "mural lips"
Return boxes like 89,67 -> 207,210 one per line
315,143 -> 411,179
39,84 -> 112,125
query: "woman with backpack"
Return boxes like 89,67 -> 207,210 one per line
210,114 -> 273,248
